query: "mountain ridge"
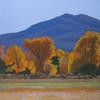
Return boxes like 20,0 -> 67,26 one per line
0,13 -> 100,51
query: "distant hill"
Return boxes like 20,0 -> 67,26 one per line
0,13 -> 100,51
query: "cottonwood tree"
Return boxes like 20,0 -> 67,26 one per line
24,37 -> 55,73
74,31 -> 100,66
5,45 -> 27,73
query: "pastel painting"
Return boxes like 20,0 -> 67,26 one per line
0,0 -> 100,100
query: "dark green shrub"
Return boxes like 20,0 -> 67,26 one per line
0,59 -> 7,74
96,65 -> 100,75
73,62 -> 97,75
50,56 -> 60,74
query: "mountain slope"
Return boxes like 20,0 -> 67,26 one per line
0,13 -> 100,51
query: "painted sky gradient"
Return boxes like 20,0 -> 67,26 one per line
0,0 -> 100,34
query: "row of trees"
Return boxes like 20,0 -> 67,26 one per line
0,31 -> 100,77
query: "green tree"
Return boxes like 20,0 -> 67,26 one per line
50,56 -> 60,74
0,58 -> 7,74
74,62 -> 97,75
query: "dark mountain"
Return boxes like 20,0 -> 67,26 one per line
0,13 -> 100,51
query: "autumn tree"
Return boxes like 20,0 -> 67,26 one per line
5,45 -> 27,73
60,52 -> 69,74
44,61 -> 57,76
95,34 -> 100,67
74,31 -> 100,67
68,52 -> 83,73
55,49 -> 65,58
50,49 -> 67,74
24,37 -> 55,73
25,51 -> 36,75
49,63 -> 57,76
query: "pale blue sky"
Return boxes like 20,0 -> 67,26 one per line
0,0 -> 100,34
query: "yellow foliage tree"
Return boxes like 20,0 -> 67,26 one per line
55,49 -> 65,58
25,51 -> 36,74
51,49 -> 69,74
68,52 -> 83,73
95,35 -> 100,67
5,45 -> 27,73
43,61 -> 57,76
27,61 -> 36,75
74,31 -> 100,67
60,53 -> 69,74
49,63 -> 57,76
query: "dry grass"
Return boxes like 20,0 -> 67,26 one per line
0,88 -> 100,100
0,79 -> 100,100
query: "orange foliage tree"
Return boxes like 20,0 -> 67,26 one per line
95,34 -> 100,67
96,45 -> 100,67
74,31 -> 100,67
68,52 -> 77,73
55,49 -> 65,58
60,52 -> 69,74
25,51 -> 36,75
5,45 -> 27,73
24,37 -> 55,72
67,52 -> 86,73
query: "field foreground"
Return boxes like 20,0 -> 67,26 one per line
0,79 -> 100,100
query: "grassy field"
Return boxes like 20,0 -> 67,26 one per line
0,79 -> 100,89
0,79 -> 100,100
